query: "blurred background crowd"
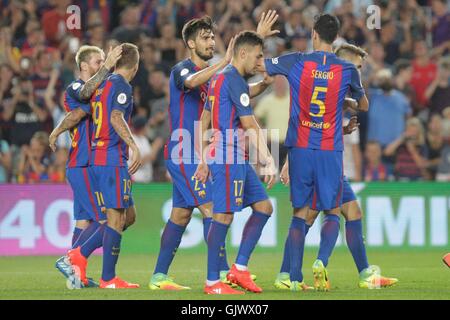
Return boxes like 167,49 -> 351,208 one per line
0,0 -> 449,184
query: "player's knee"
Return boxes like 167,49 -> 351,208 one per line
170,209 -> 192,226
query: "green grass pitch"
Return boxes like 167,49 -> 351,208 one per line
0,249 -> 449,300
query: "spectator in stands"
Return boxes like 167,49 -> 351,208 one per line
425,58 -> 450,116
436,144 -> 450,181
410,39 -> 437,112
128,116 -> 155,183
394,59 -> 415,108
384,117 -> 428,181
155,23 -> 185,66
0,129 -> 12,183
111,4 -> 149,44
48,147 -> 68,183
17,131 -> 51,183
442,107 -> 450,139
363,140 -> 389,181
431,0 -> 450,49
425,114 -> 445,180
3,77 -> 47,147
367,69 -> 412,149
41,0 -> 82,47
343,113 -> 363,181
255,76 -> 289,169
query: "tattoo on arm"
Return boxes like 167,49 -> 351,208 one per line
110,110 -> 137,149
79,66 -> 110,101
55,108 -> 86,134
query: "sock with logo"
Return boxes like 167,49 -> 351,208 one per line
101,225 -> 122,282
207,220 -> 229,281
204,217 -> 229,272
153,219 -> 186,275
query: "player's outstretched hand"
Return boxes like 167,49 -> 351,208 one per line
104,45 -> 123,70
256,10 -> 280,39
49,133 -> 57,152
225,36 -> 236,63
194,162 -> 210,184
280,161 -> 289,186
343,116 -> 359,135
128,147 -> 142,175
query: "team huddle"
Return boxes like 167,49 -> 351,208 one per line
50,10 -> 398,293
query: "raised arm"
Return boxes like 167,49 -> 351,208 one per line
110,109 -> 142,174
184,37 -> 235,90
249,72 -> 274,98
78,45 -> 123,101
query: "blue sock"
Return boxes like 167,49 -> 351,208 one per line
71,227 -> 83,248
72,221 -> 100,249
346,219 -> 369,273
153,220 -> 186,275
80,224 -> 105,258
203,217 -> 229,272
236,211 -> 270,266
207,220 -> 229,281
317,214 -> 340,267
101,225 -> 122,282
289,216 -> 306,282
279,223 -> 311,273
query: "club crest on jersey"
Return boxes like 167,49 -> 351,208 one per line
180,68 -> 189,76
235,198 -> 243,205
240,93 -> 250,107
117,93 -> 127,104
198,190 -> 206,198
72,82 -> 81,90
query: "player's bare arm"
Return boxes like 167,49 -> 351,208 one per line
49,108 -> 87,152
194,109 -> 211,184
78,45 -> 123,101
280,158 -> 289,186
249,72 -> 274,98
240,115 -> 276,189
110,109 -> 142,175
184,36 -> 236,89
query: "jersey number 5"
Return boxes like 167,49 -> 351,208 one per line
309,86 -> 328,118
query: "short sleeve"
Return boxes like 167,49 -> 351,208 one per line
172,62 -> 195,91
111,81 -> 132,113
264,52 -> 302,77
228,78 -> 252,117
349,65 -> 365,101
65,81 -> 91,114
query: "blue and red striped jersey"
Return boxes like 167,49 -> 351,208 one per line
265,51 -> 365,151
89,74 -> 133,167
166,59 -> 209,163
205,64 -> 253,163
64,79 -> 92,168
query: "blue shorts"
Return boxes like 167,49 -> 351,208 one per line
210,162 -> 268,214
166,160 -> 212,208
311,176 -> 356,211
89,166 -> 134,209
289,147 -> 343,211
66,167 -> 106,221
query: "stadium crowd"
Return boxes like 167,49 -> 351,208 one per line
0,0 -> 449,183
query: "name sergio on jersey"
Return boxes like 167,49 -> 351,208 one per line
311,69 -> 334,80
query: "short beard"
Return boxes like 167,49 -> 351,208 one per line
195,48 -> 213,61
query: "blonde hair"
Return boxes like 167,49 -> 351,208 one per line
75,45 -> 104,70
31,131 -> 49,147
406,117 -> 425,145
335,43 -> 368,59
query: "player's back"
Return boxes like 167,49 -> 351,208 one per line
167,59 -> 208,162
206,64 -> 252,163
64,79 -> 92,168
266,51 -> 364,151
90,73 -> 133,167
